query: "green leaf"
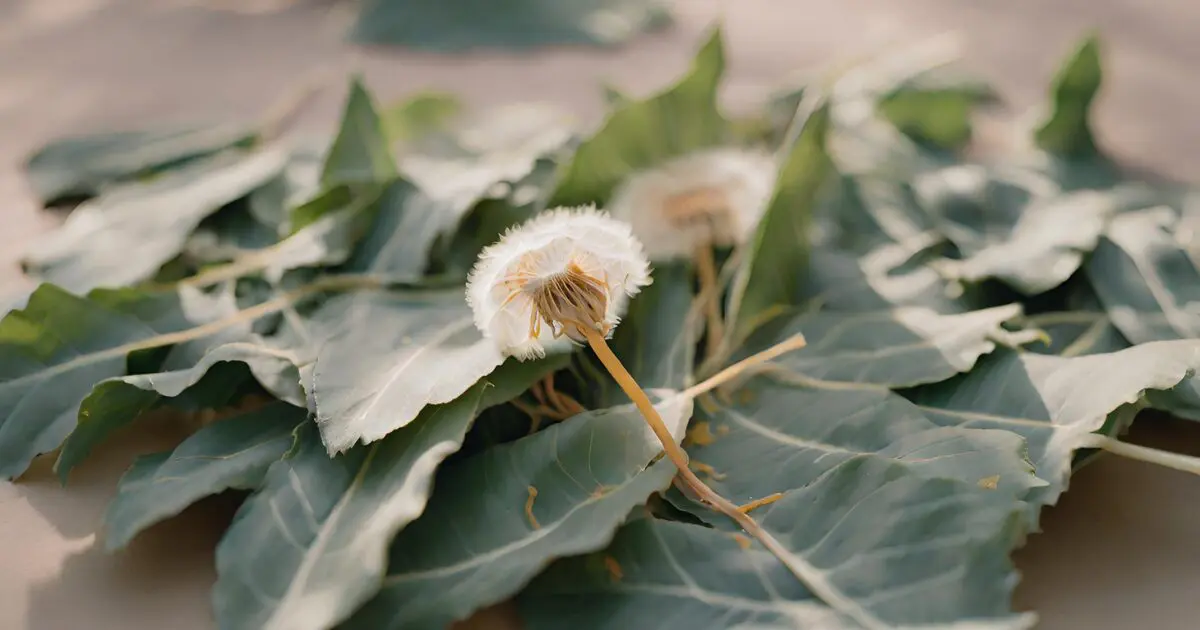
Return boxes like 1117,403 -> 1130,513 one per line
684,378 -> 1042,515
381,92 -> 463,144
549,27 -> 728,207
802,237 -> 975,314
523,464 -> 1035,629
23,123 -> 255,205
257,189 -> 386,282
288,184 -> 358,233
878,71 -> 997,150
431,157 -> 558,276
343,179 -> 455,279
1033,34 -> 1102,157
908,341 -> 1200,511
343,393 -> 691,630
909,164 -> 1032,257
310,290 -> 507,453
185,205 -> 282,265
56,339 -> 305,482
213,357 -> 562,630
246,137 -> 326,231
104,402 -> 306,550
1084,207 -> 1200,419
321,77 -> 397,187
932,189 -> 1121,294
740,304 -> 1032,388
1087,207 -> 1200,343
350,0 -> 671,50
399,102 -> 575,248
816,174 -> 938,253
0,284 -> 250,479
726,99 -> 832,344
21,149 -> 288,293
1025,311 -> 1128,357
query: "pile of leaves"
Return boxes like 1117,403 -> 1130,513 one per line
6,26 -> 1200,630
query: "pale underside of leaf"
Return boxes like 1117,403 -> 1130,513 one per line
310,290 -> 506,453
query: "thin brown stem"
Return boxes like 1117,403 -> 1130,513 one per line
579,326 -> 882,630
694,244 -> 724,362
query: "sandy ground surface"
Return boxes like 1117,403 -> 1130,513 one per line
2,1 -> 1200,628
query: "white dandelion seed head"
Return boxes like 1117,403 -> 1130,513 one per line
466,205 -> 653,361
607,147 -> 778,261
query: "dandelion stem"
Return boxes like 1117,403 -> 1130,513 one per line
694,244 -> 725,362
1080,434 -> 1200,475
579,326 -> 882,630
681,333 -> 807,399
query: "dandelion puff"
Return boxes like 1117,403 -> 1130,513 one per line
607,147 -> 777,261
465,205 -> 652,361
463,204 -> 857,625
607,147 -> 777,362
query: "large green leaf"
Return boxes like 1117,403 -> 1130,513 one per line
321,77 -> 397,187
931,189 -> 1121,295
342,392 -> 691,630
549,28 -> 728,207
104,402 -> 306,550
740,304 -> 1031,388
310,290 -> 507,453
56,337 -> 305,481
1033,34 -> 1102,157
523,461 -> 1035,629
350,0 -> 671,50
0,284 -> 252,479
683,378 -> 1042,514
1087,207 -> 1200,343
213,357 -> 562,630
21,149 -> 288,293
522,517 -> 842,629
907,341 -> 1200,511
23,123 -> 255,205
726,100 -> 832,344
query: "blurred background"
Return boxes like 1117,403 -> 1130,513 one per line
2,1 -> 1199,628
